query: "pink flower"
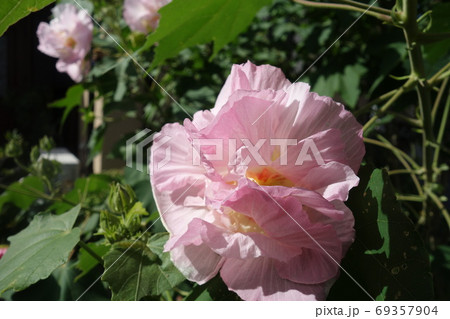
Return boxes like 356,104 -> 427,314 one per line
0,247 -> 7,260
37,4 -> 93,82
150,61 -> 365,300
123,0 -> 171,34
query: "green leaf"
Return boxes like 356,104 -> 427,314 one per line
145,0 -> 272,66
49,84 -> 84,126
328,167 -> 433,301
147,233 -> 185,289
313,64 -> 366,108
0,205 -> 81,296
0,0 -> 55,37
102,235 -> 185,301
49,174 -> 112,214
0,176 -> 45,214
341,64 -> 367,107
185,275 -> 240,301
75,243 -> 109,281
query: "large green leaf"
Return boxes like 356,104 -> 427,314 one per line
328,167 -> 433,300
145,0 -> 273,66
101,236 -> 185,301
0,0 -> 55,37
0,205 -> 81,296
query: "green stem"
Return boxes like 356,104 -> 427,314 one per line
388,111 -> 422,127
363,78 -> 415,133
334,0 -> 392,15
397,194 -> 426,202
78,241 -> 103,264
431,77 -> 449,123
292,0 -> 392,22
364,137 -> 420,170
356,63 -> 448,118
428,62 -> 450,86
389,169 -> 422,176
402,0 -> 435,225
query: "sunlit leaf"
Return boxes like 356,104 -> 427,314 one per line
145,0 -> 272,66
0,0 -> 55,37
0,205 -> 81,295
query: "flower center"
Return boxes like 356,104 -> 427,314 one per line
246,167 -> 294,187
228,210 -> 264,234
65,37 -> 77,48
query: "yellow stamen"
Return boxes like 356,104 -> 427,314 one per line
246,166 -> 294,187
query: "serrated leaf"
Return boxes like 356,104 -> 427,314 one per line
145,0 -> 272,66
147,233 -> 185,288
0,205 -> 82,295
102,238 -> 184,301
328,167 -> 433,301
0,0 -> 55,37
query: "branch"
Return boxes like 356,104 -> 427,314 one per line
334,0 -> 391,15
362,78 -> 416,132
292,0 -> 392,22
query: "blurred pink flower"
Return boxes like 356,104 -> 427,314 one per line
123,0 -> 171,34
150,61 -> 365,300
37,4 -> 93,82
0,247 -> 7,260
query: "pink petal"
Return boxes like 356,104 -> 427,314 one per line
165,219 -> 224,284
170,244 -> 224,284
286,86 -> 365,173
213,61 -> 291,114
275,249 -> 340,284
220,257 -> 327,300
299,162 -> 360,201
329,200 -> 355,253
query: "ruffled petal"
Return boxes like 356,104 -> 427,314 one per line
286,86 -> 365,173
275,249 -> 340,284
299,162 -> 360,201
213,61 -> 291,114
221,258 -> 327,300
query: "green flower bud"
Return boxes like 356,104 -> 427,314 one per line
39,136 -> 55,152
107,183 -> 136,214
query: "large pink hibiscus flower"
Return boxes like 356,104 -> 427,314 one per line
150,61 -> 365,300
